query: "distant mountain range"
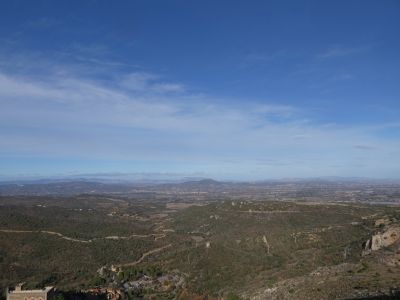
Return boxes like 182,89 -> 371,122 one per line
0,176 -> 399,196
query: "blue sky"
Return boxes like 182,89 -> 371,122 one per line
0,0 -> 399,180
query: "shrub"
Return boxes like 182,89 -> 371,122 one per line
226,292 -> 241,300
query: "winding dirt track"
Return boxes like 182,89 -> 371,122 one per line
116,244 -> 172,267
0,229 -> 165,243
1,229 -> 172,269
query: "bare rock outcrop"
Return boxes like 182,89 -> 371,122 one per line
374,216 -> 396,227
363,225 -> 400,255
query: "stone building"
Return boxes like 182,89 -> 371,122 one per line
6,283 -> 56,300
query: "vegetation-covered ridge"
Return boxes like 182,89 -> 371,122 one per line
1,188 -> 400,299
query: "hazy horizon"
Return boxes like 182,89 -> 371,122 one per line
1,171 -> 400,183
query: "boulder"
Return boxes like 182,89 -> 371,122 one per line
363,225 -> 400,255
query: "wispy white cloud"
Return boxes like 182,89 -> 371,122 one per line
353,144 -> 376,150
241,49 -> 287,68
317,45 -> 369,60
153,83 -> 185,93
119,72 -> 158,91
118,72 -> 184,93
0,55 -> 398,178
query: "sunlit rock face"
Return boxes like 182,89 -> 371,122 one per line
363,225 -> 400,255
